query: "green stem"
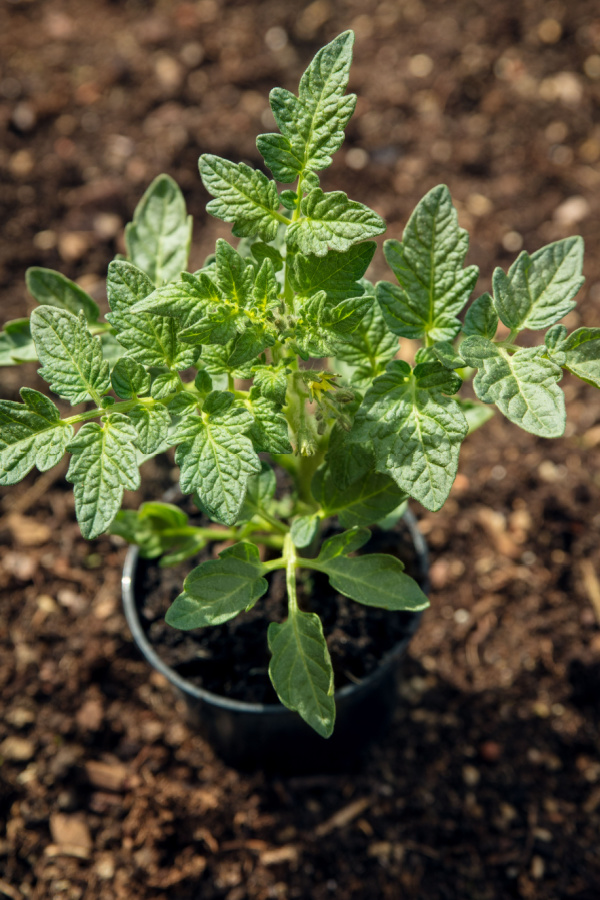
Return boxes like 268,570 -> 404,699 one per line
63,396 -> 157,426
262,556 -> 288,574
283,532 -> 299,613
255,509 -> 289,535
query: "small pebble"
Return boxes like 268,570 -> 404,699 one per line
462,764 -> 480,787
0,736 -> 35,761
531,855 -> 545,879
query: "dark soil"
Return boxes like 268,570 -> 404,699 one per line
2,1 -> 600,899
137,521 -> 422,703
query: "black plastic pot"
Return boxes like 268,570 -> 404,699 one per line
121,510 -> 429,774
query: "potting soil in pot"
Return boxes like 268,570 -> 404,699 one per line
136,521 -> 422,704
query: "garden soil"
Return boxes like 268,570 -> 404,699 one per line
2,1 -> 600,898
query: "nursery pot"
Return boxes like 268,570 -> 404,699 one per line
121,509 -> 429,774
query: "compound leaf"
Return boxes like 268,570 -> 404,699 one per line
26,267 -> 99,323
291,243 -> 376,303
251,363 -> 289,405
377,185 -> 478,342
334,300 -> 397,388
110,357 -> 150,399
125,174 -> 192,286
350,359 -> 467,511
463,292 -> 498,339
287,189 -> 385,257
268,611 -> 335,738
166,542 -> 268,629
0,388 -> 73,484
199,154 -> 283,242
173,398 -> 261,525
131,273 -> 221,326
559,327 -> 600,388
66,413 -> 140,539
461,336 -> 565,437
0,319 -> 37,366
314,552 -> 429,612
30,307 -> 109,405
127,404 -> 171,454
492,237 -> 584,332
247,395 -> 292,454
107,261 -> 197,369
258,31 -> 356,183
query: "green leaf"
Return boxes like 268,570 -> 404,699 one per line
0,318 -> 37,365
377,185 -> 478,342
552,327 -> 600,389
215,239 -> 255,306
173,399 -> 261,526
325,420 -> 374,490
199,154 -> 283,241
228,325 -> 275,367
166,542 -> 268,629
251,242 -> 284,271
334,300 -> 397,389
461,336 -> 566,437
251,363 -> 289,405
316,526 -> 371,562
166,391 -> 198,415
544,324 -> 568,353
194,369 -> 213,396
313,552 -> 429,612
463,292 -> 498,339
312,466 -> 407,528
268,611 -> 335,738
257,30 -> 356,184
150,372 -> 179,400
110,358 -> 151,399
201,344 -> 254,379
179,309 -> 239,347
66,413 -> 140,539
432,341 -> 465,369
127,404 -> 171,454
125,174 -> 192,286
350,359 -> 468,511
241,461 -> 277,518
291,243 -> 376,302
130,273 -> 221,326
321,294 -> 372,335
247,395 -> 292,454
251,258 -> 280,314
30,307 -> 110,405
110,501 -> 201,563
107,261 -> 197,370
290,514 -> 320,548
492,237 -> 584,332
255,132 -> 304,185
26,267 -> 99,323
0,388 -> 73,484
287,189 -> 385,257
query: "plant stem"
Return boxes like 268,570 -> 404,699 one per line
255,509 -> 288,534
283,532 -> 299,613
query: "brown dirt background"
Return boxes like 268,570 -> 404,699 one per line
1,1 -> 600,898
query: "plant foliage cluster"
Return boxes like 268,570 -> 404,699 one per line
1,33 -> 598,735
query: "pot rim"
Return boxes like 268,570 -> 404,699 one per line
121,507 -> 429,716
